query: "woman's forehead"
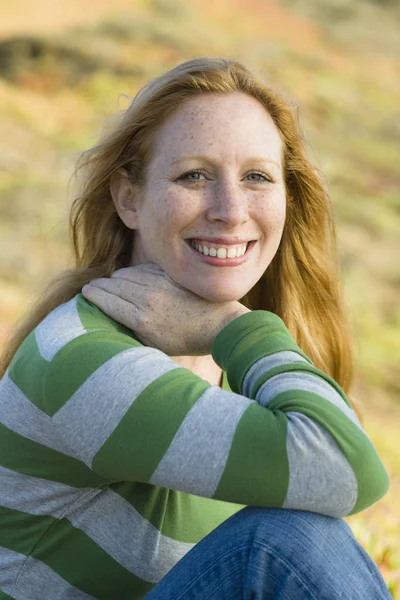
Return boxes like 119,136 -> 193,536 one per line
150,92 -> 283,168
161,91 -> 274,128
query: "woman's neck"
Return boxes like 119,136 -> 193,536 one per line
169,354 -> 223,387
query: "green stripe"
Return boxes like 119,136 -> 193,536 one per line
350,455 -> 390,515
0,423 -> 106,488
77,294 -> 136,340
93,368 -> 209,482
8,333 -> 50,412
267,390 -> 391,514
0,506 -> 54,557
251,362 -> 352,408
44,331 -> 140,415
157,492 -> 243,543
214,403 -> 289,506
111,482 -> 243,544
0,506 -> 151,600
32,517 -> 152,599
212,310 -> 312,395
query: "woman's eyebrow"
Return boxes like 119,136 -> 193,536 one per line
171,155 -> 281,168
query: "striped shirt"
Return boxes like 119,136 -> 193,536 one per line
0,294 -> 389,599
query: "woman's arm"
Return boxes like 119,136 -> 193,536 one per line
43,301 -> 389,518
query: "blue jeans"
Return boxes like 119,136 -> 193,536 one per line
144,507 -> 391,599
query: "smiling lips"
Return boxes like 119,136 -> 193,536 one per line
189,240 -> 248,258
185,239 -> 256,266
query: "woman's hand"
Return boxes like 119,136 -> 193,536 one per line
82,264 -> 249,356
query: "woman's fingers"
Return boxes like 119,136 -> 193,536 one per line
88,277 -> 147,299
109,265 -> 181,294
111,264 -> 163,281
82,283 -> 139,330
134,263 -> 164,271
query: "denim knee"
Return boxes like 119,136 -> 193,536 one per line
226,506 -> 391,599
145,507 -> 390,600
230,505 -> 348,544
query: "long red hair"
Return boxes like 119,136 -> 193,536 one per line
0,57 -> 361,420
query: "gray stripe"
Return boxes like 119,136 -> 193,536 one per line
0,374 -> 78,459
0,545 -> 25,596
35,296 -> 86,361
0,465 -> 97,518
283,412 -> 357,517
69,488 -> 194,583
255,371 -> 363,430
52,347 -> 180,467
1,548 -> 96,600
150,387 -> 254,497
0,467 -> 193,585
242,351 -> 310,400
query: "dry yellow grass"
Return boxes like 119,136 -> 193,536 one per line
0,0 -> 148,39
345,402 -> 400,597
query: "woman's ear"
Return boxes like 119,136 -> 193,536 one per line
110,169 -> 139,230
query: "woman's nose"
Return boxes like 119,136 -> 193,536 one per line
206,179 -> 250,225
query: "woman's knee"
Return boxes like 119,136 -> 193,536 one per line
224,507 -> 390,598
212,506 -> 349,575
228,505 -> 349,552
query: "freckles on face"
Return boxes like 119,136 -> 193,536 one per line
138,185 -> 193,266
132,91 -> 287,299
259,190 -> 287,229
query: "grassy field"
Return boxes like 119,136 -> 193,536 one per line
1,0 -> 399,595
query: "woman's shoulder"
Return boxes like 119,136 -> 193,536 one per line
6,294 -> 144,415
8,294 -> 141,385
36,294 -> 139,360
35,294 -> 145,374
14,294 -> 135,360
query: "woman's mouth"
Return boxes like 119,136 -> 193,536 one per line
185,239 -> 256,267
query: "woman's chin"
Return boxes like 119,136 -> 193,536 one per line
188,285 -> 250,304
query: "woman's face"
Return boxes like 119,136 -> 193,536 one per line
126,91 -> 286,302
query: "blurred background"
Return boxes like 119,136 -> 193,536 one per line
0,0 -> 399,594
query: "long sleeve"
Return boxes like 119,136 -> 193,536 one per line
212,310 -> 389,515
40,299 -> 389,518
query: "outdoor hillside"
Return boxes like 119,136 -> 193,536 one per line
0,0 -> 399,594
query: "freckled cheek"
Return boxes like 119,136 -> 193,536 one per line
154,199 -> 191,256
164,190 -> 202,225
256,196 -> 287,235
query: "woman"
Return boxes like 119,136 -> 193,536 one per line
0,58 -> 391,599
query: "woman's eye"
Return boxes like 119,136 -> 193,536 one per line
246,172 -> 272,183
178,170 -> 206,181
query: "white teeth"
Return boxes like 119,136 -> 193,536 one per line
190,241 -> 248,258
